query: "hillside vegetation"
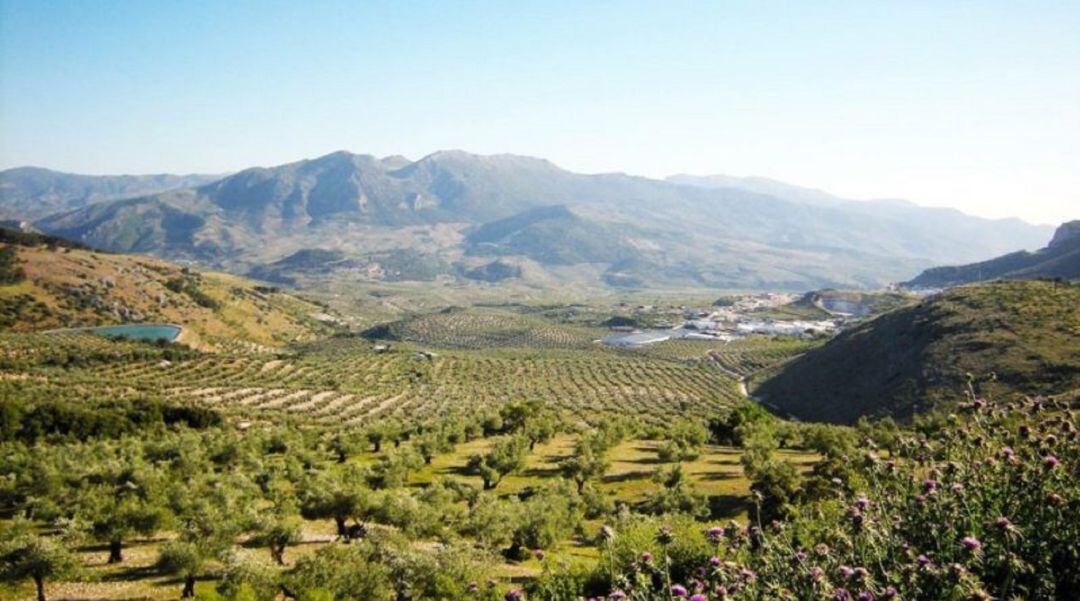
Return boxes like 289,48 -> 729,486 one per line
0,229 -> 336,350
753,280 -> 1080,423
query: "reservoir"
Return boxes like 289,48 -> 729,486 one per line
69,324 -> 182,342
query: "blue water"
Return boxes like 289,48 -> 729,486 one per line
82,324 -> 182,342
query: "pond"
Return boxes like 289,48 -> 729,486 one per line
74,324 -> 182,342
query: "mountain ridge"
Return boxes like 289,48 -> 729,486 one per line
904,220 -> 1080,288
5,150 -> 1055,291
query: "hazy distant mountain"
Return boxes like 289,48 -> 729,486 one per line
904,221 -> 1080,288
0,166 -> 221,221
21,151 -> 1056,290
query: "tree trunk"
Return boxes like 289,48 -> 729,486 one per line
33,575 -> 45,601
108,539 -> 123,563
334,516 -> 347,537
181,574 -> 196,598
271,543 -> 286,565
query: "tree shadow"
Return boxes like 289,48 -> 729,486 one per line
708,494 -> 750,519
697,471 -> 742,482
602,470 -> 651,483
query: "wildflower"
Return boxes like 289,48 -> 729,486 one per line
917,554 -> 931,566
882,586 -> 898,599
838,565 -> 854,580
834,589 -> 852,601
467,582 -> 479,592
740,568 -> 756,583
814,543 -> 830,557
809,566 -> 825,582
690,595 -> 708,601
950,482 -> 964,493
852,567 -> 869,582
706,526 -> 725,543
671,584 -> 688,597
961,536 -> 982,552
855,495 -> 870,510
994,516 -> 1011,530
794,550 -> 808,562
922,479 -> 938,493
1044,455 -> 1060,469
533,549 -> 545,561
505,590 -> 524,601
885,460 -> 897,471
714,586 -> 728,598
857,592 -> 875,601
709,556 -> 722,567
640,551 -> 653,563
608,591 -> 627,600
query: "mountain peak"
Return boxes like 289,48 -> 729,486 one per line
1048,220 -> 1080,249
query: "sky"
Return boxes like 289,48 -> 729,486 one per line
1,1 -> 1077,225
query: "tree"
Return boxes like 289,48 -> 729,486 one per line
157,540 -> 205,598
467,436 -> 529,490
300,471 -> 368,538
77,469 -> 169,564
559,433 -> 611,493
251,515 -> 302,565
0,521 -> 78,601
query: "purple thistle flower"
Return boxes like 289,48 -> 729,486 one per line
923,479 -> 938,492
882,586 -> 898,599
810,566 -> 825,581
962,536 -> 982,551
857,592 -> 875,601
1044,455 -> 1060,469
994,516 -> 1012,529
704,526 -> 724,544
709,556 -> 722,567
505,590 -> 524,601
533,549 -> 545,561
671,584 -> 689,597
834,589 -> 852,601
640,551 -> 653,563
690,595 -> 708,601
855,495 -> 871,510
838,565 -> 855,580
917,554 -> 931,566
608,592 -> 627,600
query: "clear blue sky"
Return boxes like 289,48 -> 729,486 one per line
1,1 -> 1077,225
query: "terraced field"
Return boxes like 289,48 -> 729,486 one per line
0,315 -> 821,431
362,307 -> 603,349
49,345 -> 737,427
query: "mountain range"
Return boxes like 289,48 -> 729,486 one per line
0,151 -> 1056,291
904,220 -> 1080,288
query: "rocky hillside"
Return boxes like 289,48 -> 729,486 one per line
0,228 -> 337,350
752,280 -> 1080,423
905,220 -> 1080,288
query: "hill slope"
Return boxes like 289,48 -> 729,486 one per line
0,228 -> 336,350
21,151 -> 1054,290
0,166 -> 220,221
905,220 -> 1080,288
752,280 -> 1080,423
